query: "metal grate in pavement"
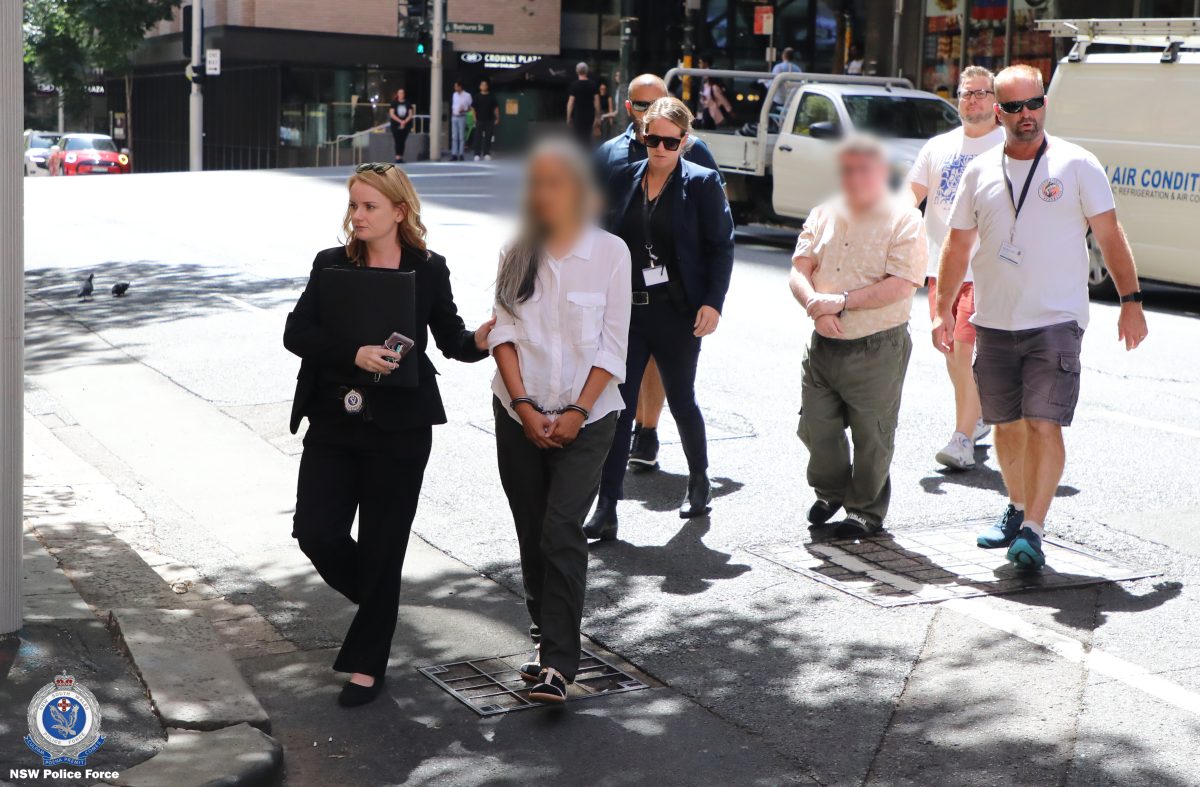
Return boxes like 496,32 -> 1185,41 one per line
418,649 -> 649,716
749,521 -> 1160,607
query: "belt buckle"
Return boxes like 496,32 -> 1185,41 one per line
632,291 -> 650,306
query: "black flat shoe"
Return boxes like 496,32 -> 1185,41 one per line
679,475 -> 712,519
583,497 -> 618,541
832,513 -> 883,540
527,668 -> 568,704
337,675 -> 385,707
807,499 -> 843,528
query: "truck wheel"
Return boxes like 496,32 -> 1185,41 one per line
1087,233 -> 1117,300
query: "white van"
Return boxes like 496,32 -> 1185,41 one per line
1041,18 -> 1200,295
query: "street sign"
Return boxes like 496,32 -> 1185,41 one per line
205,48 -> 221,76
446,21 -> 494,35
753,6 -> 774,36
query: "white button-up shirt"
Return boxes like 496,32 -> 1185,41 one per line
451,90 -> 473,117
489,226 -> 632,425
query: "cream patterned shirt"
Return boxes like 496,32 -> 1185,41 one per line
793,197 -> 927,340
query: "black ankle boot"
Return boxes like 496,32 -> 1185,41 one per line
583,496 -> 618,541
679,475 -> 712,519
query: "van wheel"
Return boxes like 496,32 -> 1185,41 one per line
1087,234 -> 1117,300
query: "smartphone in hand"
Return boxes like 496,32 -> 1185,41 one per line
384,332 -> 415,361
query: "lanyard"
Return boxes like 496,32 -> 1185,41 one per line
641,169 -> 674,267
1000,137 -> 1048,240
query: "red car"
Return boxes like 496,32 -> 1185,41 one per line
49,133 -> 131,176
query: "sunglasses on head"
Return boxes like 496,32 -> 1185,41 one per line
997,96 -> 1045,114
630,100 -> 653,112
644,134 -> 684,151
356,162 -> 395,174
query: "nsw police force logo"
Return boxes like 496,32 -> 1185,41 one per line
24,672 -> 106,767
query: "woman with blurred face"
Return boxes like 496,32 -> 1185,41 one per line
488,138 -> 631,704
584,97 -> 735,541
284,163 -> 494,707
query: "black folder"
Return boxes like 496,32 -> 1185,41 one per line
318,266 -> 418,387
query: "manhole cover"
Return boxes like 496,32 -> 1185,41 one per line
418,649 -> 649,716
749,521 -> 1160,607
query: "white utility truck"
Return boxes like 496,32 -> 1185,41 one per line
663,68 -> 960,225
1039,18 -> 1200,295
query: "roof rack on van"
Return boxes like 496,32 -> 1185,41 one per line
1037,18 -> 1200,63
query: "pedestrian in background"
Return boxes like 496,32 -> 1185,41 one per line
450,81 -> 472,161
584,97 -> 734,541
388,88 -> 414,164
764,46 -> 803,109
937,64 -> 1147,569
907,65 -> 1005,470
472,79 -> 500,161
488,138 -> 631,703
593,73 -> 723,474
789,135 -> 926,539
283,163 -> 494,707
696,57 -> 734,130
566,62 -> 600,148
598,82 -> 617,140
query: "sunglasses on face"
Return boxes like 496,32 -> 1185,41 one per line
958,88 -> 994,100
356,162 -> 395,174
644,134 -> 684,151
997,96 -> 1046,114
630,100 -> 653,112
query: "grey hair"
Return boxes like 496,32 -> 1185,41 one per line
576,61 -> 589,76
836,133 -> 888,162
495,137 -> 601,315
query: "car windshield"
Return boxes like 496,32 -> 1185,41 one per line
842,95 -> 961,139
28,134 -> 60,149
65,137 -> 118,152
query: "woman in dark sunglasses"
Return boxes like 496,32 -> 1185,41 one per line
284,162 -> 495,707
584,96 -> 735,541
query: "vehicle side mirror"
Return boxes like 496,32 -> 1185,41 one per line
809,121 -> 841,140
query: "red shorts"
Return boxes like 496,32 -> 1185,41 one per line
926,277 -> 976,345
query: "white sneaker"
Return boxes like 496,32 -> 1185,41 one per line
484,154 -> 492,161
473,154 -> 481,161
972,419 -> 991,442
935,432 -> 976,470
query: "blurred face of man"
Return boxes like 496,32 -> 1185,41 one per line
994,74 -> 1046,143
957,75 -> 994,125
627,81 -> 669,139
839,151 -> 888,212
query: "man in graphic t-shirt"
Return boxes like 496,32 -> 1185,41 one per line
937,65 -> 1148,569
907,65 -> 1005,471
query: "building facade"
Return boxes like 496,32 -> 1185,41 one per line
111,0 -> 1199,171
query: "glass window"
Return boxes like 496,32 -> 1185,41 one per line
842,95 -> 960,139
792,92 -> 840,135
66,137 -> 117,152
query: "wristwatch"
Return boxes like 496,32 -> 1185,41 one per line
1119,291 -> 1144,304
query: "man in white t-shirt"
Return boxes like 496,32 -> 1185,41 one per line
936,65 -> 1148,570
450,81 -> 472,162
907,65 -> 1005,471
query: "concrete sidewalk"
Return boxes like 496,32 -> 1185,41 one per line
21,343 -> 813,785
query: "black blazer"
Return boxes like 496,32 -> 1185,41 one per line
283,245 -> 487,434
606,157 -> 735,313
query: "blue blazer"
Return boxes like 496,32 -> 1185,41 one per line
607,157 -> 735,314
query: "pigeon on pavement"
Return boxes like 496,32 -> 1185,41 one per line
111,282 -> 130,297
77,274 -> 94,299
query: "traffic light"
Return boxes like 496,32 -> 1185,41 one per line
182,4 -> 204,58
416,28 -> 431,59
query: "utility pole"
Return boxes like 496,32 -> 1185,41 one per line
1,0 -> 24,635
430,0 -> 444,161
189,1 -> 203,171
618,1 -> 637,127
892,0 -> 904,78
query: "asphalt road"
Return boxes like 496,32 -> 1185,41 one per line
20,162 -> 1200,786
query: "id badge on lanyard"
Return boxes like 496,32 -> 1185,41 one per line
641,170 -> 674,287
999,138 -> 1047,266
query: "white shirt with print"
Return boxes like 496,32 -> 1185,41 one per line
907,124 -> 1005,279
948,134 -> 1116,331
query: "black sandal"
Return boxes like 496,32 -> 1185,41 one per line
528,667 -> 567,704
